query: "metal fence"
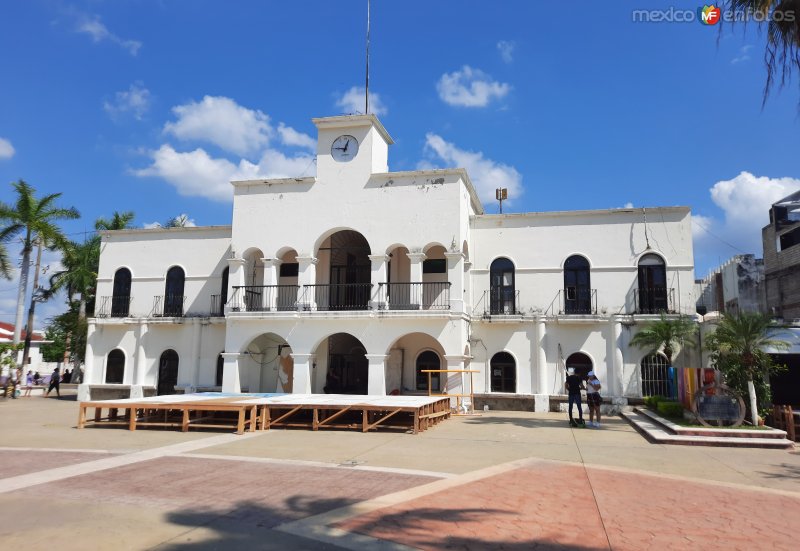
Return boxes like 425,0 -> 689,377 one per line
377,282 -> 451,310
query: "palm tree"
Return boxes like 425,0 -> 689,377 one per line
725,1 -> 800,104
0,238 -> 12,280
0,180 -> 79,347
95,211 -> 135,231
630,313 -> 697,365
706,312 -> 788,425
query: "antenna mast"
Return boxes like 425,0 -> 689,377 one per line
365,0 -> 370,114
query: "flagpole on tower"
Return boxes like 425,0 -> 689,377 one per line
365,0 -> 370,114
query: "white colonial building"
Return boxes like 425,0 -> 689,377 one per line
79,114 -> 696,410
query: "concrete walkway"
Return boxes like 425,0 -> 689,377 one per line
0,395 -> 798,549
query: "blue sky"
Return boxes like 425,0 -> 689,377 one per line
1,0 -> 799,325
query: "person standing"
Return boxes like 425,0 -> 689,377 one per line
23,370 -> 34,397
565,368 -> 585,427
45,367 -> 60,398
585,370 -> 602,428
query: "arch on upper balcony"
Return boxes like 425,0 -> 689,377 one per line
241,248 -> 265,287
274,246 -> 299,261
422,241 -> 447,255
313,226 -> 374,256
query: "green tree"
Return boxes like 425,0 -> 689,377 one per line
0,180 -> 79,349
725,1 -> 800,104
629,313 -> 697,365
706,312 -> 789,425
95,211 -> 135,231
0,238 -> 12,279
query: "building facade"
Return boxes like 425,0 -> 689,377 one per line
694,254 -> 766,316
79,115 -> 696,409
763,190 -> 800,321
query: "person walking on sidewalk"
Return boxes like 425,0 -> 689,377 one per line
565,368 -> 585,427
23,370 -> 34,397
45,366 -> 61,398
585,370 -> 602,428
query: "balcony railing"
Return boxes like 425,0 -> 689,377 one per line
210,294 -> 225,317
96,295 -> 132,318
558,288 -> 597,315
377,282 -> 451,310
299,283 -> 373,311
634,287 -> 675,314
479,289 -> 521,315
228,285 -> 299,312
153,294 -> 186,317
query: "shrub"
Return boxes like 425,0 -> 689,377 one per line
644,395 -> 666,408
657,401 -> 685,418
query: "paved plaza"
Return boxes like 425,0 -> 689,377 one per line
1,393 -> 799,550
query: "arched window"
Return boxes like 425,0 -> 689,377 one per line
641,353 -> 671,397
637,254 -> 668,314
564,255 -> 592,314
158,349 -> 179,395
416,350 -> 441,392
215,353 -> 224,387
105,349 -> 125,383
489,258 -> 516,314
565,352 -> 593,378
490,352 -> 516,393
111,268 -> 131,317
164,266 -> 185,316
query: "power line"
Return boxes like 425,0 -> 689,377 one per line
691,219 -> 748,254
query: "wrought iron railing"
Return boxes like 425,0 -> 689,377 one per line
299,283 -> 372,311
634,287 -> 675,314
558,288 -> 597,315
478,289 -> 521,315
153,295 -> 186,317
228,285 -> 299,312
377,282 -> 451,310
96,295 -> 132,318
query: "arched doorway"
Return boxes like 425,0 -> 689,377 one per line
565,352 -> 593,378
489,258 -> 515,314
215,353 -> 224,387
157,350 -> 179,395
164,266 -> 185,316
491,352 -> 516,392
564,255 -> 591,314
416,350 -> 441,392
105,349 -> 125,383
316,230 -> 371,310
637,254 -> 668,313
641,353 -> 670,397
240,333 -> 292,393
322,333 -> 368,394
111,268 -> 131,317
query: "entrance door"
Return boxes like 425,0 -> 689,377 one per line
489,258 -> 515,314
158,350 -> 179,395
637,254 -> 667,313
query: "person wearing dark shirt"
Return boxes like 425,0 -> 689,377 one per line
565,368 -> 585,427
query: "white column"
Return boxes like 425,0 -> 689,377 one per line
296,256 -> 317,310
127,321 -> 147,399
227,257 -> 246,312
189,320 -> 201,391
291,353 -> 314,394
407,252 -> 426,310
444,251 -> 465,313
221,352 -> 241,393
83,320 -> 96,383
366,354 -> 388,395
368,254 -> 388,309
536,320 -> 548,394
609,318 -> 624,397
262,258 -> 280,310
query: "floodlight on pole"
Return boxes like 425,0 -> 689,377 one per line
496,188 -> 508,214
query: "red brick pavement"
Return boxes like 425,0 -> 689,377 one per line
338,462 -> 800,550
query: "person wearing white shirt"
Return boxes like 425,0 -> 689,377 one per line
585,370 -> 602,428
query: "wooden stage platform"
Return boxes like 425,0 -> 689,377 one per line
77,393 -> 452,435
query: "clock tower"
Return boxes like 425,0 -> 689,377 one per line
312,114 -> 393,182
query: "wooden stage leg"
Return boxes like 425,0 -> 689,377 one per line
94,407 -> 102,423
129,407 -> 137,431
313,408 -> 319,431
236,408 -> 245,435
249,406 -> 257,432
362,409 -> 368,433
182,408 -> 190,432
261,406 -> 270,431
413,409 -> 420,435
78,404 -> 86,429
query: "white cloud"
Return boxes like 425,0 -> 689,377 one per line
164,96 -> 273,157
420,133 -> 523,205
0,137 -> 14,160
75,15 -> 141,56
497,40 -> 515,63
0,247 -> 67,331
144,214 -> 197,228
335,86 -> 388,116
731,44 -> 754,65
436,65 -> 511,107
277,123 -> 315,150
103,82 -> 151,120
692,172 -> 800,271
135,144 -> 315,203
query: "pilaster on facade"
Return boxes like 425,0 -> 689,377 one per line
365,353 -> 388,395
291,353 -> 315,394
221,352 -> 241,393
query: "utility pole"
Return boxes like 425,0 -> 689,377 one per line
21,238 -> 44,370
496,188 -> 508,214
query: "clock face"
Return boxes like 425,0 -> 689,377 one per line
331,135 -> 359,162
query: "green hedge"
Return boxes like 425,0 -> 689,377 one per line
644,395 -> 667,408
656,401 -> 685,419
